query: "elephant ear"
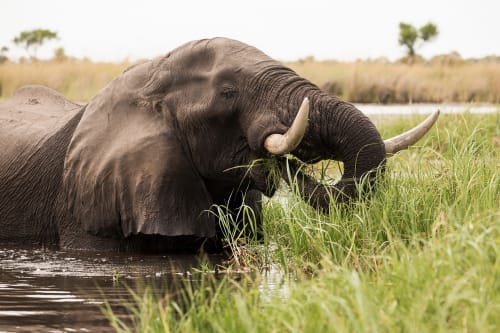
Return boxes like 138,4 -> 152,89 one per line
62,64 -> 215,239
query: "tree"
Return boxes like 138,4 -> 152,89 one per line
0,46 -> 8,64
13,29 -> 58,59
52,47 -> 67,62
399,22 -> 438,57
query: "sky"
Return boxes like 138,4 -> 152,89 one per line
1,0 -> 499,62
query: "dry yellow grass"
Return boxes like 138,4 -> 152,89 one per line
0,60 -> 129,101
1,59 -> 499,103
287,60 -> 500,103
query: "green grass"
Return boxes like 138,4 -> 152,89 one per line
105,112 -> 500,332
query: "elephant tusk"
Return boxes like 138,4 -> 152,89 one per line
384,110 -> 440,155
264,97 -> 310,155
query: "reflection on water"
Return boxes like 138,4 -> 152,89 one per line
0,247 -> 226,332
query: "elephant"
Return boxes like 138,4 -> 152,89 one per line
0,38 -> 439,252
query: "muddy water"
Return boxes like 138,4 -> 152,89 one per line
0,247 -> 225,332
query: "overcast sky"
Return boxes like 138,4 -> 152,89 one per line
2,0 -> 499,62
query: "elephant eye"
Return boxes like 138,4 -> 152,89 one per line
221,86 -> 239,100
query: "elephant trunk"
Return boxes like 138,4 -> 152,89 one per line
284,95 -> 386,210
254,68 -> 439,210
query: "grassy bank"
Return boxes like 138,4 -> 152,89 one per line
106,112 -> 499,332
1,60 -> 499,103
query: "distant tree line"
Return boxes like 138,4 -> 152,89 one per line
2,23 -> 492,66
1,28 -> 65,63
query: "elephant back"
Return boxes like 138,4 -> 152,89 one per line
0,85 -> 82,119
0,86 -> 85,244
0,85 -> 83,170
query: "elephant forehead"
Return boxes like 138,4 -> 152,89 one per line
157,37 -> 278,76
204,38 -> 271,61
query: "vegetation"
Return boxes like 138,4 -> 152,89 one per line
399,22 -> 439,58
0,46 -> 8,64
289,58 -> 500,104
105,112 -> 500,332
0,60 -> 128,102
52,47 -> 68,63
1,58 -> 499,104
12,28 -> 59,59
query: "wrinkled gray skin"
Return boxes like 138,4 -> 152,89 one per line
0,38 -> 385,252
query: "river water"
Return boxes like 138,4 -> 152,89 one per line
356,103 -> 498,115
0,104 -> 497,332
0,247 -> 228,332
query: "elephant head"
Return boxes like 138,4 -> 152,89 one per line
61,38 -> 438,243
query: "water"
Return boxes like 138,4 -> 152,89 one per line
0,247 -> 226,332
356,103 -> 498,115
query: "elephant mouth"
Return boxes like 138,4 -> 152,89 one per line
263,97 -> 310,155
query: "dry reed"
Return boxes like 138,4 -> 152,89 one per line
0,60 -> 128,101
1,59 -> 499,103
288,59 -> 500,103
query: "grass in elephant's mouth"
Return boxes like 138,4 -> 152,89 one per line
105,112 -> 500,333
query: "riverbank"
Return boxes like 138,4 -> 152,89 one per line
1,59 -> 499,104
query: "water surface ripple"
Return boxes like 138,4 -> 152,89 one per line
0,247 -> 224,332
